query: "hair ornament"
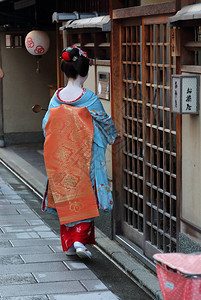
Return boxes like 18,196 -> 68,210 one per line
72,55 -> 79,61
61,46 -> 89,63
61,51 -> 71,61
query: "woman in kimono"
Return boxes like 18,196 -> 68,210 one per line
42,46 -> 118,259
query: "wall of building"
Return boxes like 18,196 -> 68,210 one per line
182,73 -> 201,229
84,64 -> 96,92
0,31 -> 56,144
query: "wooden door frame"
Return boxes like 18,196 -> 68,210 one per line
111,18 -> 124,235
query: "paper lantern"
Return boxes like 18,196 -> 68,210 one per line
25,30 -> 50,56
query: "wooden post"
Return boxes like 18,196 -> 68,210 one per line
111,18 -> 124,235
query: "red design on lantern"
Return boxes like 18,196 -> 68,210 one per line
26,37 -> 34,48
34,45 -> 45,55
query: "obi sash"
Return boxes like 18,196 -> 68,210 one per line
44,104 -> 99,224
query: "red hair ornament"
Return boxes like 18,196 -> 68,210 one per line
61,47 -> 92,66
62,51 -> 71,61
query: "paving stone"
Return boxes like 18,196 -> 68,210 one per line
19,213 -> 41,219
1,296 -> 48,300
31,225 -> 52,232
49,291 -> 120,300
0,200 -> 24,207
10,203 -> 29,207
0,240 -> 12,247
25,199 -> 40,203
0,273 -> 36,285
63,261 -> 89,270
0,204 -> 30,209
0,199 -> 13,205
0,255 -> 24,265
81,279 -> 108,291
0,194 -> 22,200
0,245 -> 53,255
0,204 -> 26,209
0,209 -> 20,215
48,245 -> 63,253
0,281 -> 86,297
26,220 -> 46,226
4,199 -> 25,205
9,200 -> 26,204
0,215 -> 39,224
37,231 -> 58,238
2,225 -> 51,233
0,232 -> 40,239
17,190 -> 33,195
11,238 -> 60,247
21,253 -> 76,263
0,262 -> 68,275
0,220 -> 29,226
1,177 -> 19,184
0,186 -> 17,195
34,270 -> 97,283
17,208 -> 36,214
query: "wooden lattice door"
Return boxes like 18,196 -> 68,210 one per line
113,16 -> 180,259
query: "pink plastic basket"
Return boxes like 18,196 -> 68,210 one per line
153,253 -> 201,300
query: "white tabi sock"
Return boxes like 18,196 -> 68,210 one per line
74,241 -> 86,249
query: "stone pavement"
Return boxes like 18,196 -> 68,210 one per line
0,174 -> 120,299
0,145 -> 162,299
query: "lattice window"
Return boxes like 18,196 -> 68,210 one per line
145,24 -> 177,253
121,22 -> 177,253
122,25 -> 144,233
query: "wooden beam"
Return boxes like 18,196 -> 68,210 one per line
111,19 -> 124,235
112,1 -> 176,19
181,65 -> 201,74
142,17 -> 149,249
144,15 -> 170,25
185,41 -> 201,51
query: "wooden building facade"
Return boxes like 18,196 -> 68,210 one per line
111,0 -> 179,261
110,0 -> 201,261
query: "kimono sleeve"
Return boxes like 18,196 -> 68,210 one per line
87,96 -> 117,145
42,111 -> 49,137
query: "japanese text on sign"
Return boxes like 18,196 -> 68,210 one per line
171,75 -> 199,114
